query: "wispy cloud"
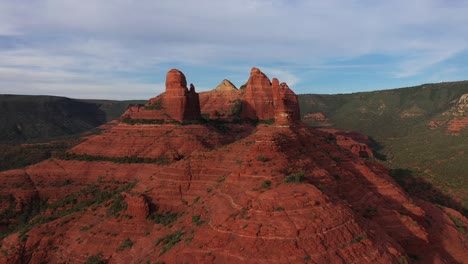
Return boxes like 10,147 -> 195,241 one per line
394,48 -> 465,78
260,67 -> 300,86
1,0 -> 468,98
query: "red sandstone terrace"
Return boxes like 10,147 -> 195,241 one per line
0,68 -> 466,264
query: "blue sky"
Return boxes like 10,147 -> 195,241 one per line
1,0 -> 468,99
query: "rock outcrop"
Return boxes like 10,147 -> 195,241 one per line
320,129 -> 375,158
272,79 -> 301,124
1,123 -> 466,263
122,69 -> 201,122
149,67 -> 302,124
200,68 -> 301,124
241,67 -> 275,120
214,79 -> 238,92
1,68 -> 466,264
199,80 -> 241,119
163,69 -> 201,121
427,93 -> 468,134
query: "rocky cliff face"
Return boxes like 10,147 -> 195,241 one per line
122,69 -> 201,122
0,68 -> 466,264
199,80 -> 241,119
272,79 -> 301,124
241,67 -> 275,120
200,67 -> 301,124
427,93 -> 468,135
164,69 -> 201,121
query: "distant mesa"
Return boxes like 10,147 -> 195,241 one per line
123,67 -> 301,125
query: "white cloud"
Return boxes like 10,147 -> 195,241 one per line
394,47 -> 465,78
0,49 -> 75,68
260,67 -> 300,86
1,0 -> 468,98
0,65 -> 163,100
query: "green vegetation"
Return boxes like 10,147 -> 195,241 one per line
398,256 -> 408,264
85,252 -> 107,264
156,231 -> 185,256
121,118 -> 166,125
229,99 -> 243,117
363,207 -> 379,219
261,180 -> 272,188
299,81 -> 468,214
144,99 -> 164,110
108,194 -> 128,217
19,232 -> 28,242
258,118 -> 275,125
60,153 -> 171,165
116,238 -> 134,251
390,169 -> 467,215
217,177 -> 226,183
191,215 -> 204,226
81,99 -> 146,121
0,95 -> 144,144
0,139 -> 81,172
350,234 -> 367,245
256,155 -> 269,162
447,213 -> 466,234
148,212 -> 180,226
0,181 -> 137,240
284,171 -> 307,183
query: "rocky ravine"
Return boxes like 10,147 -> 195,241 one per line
0,68 -> 466,264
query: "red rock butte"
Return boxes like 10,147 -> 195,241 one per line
122,69 -> 201,122
199,67 -> 301,124
123,67 -> 301,125
164,69 -> 201,121
0,68 -> 466,264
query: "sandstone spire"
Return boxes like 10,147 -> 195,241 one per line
241,67 -> 275,120
273,80 -> 301,124
163,69 -> 201,121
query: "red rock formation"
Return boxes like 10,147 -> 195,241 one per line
200,67 -> 301,123
320,129 -> 374,158
123,193 -> 150,220
272,79 -> 301,124
199,80 -> 241,119
303,112 -> 327,121
120,95 -> 165,120
0,68 -> 466,264
194,68 -> 303,123
2,123 -> 466,263
185,83 -> 202,120
335,135 -> 373,158
122,69 -> 201,122
427,120 -> 444,129
241,67 -> 275,120
447,117 -> 468,134
214,79 -> 238,92
427,93 -> 468,134
164,69 -> 201,121
69,122 -> 255,160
